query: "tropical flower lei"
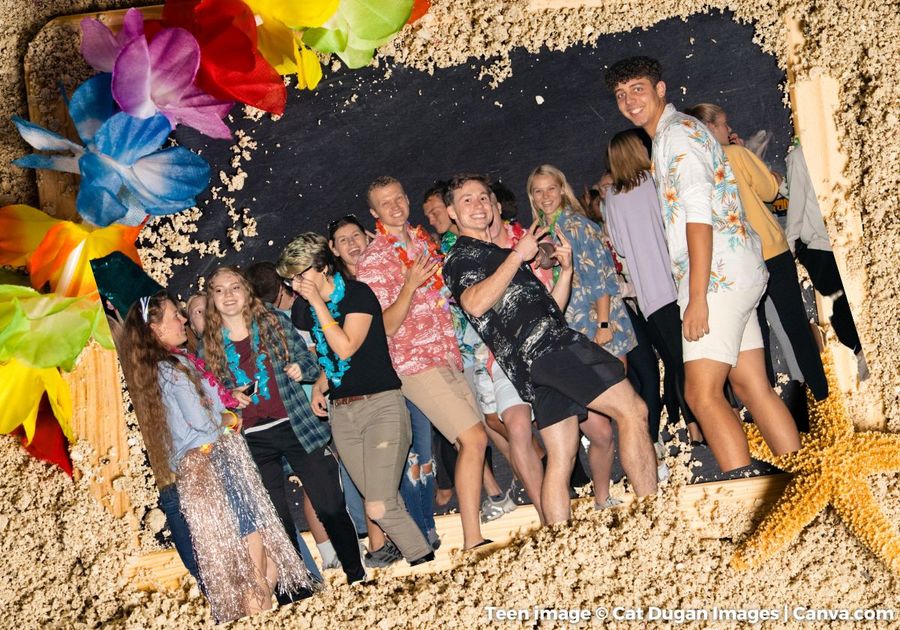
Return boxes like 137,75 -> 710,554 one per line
537,208 -> 565,285
173,347 -> 240,409
0,1 -> 432,472
222,321 -> 270,404
376,220 -> 450,310
310,272 -> 352,387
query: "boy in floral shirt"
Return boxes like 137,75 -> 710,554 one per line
356,176 -> 490,550
605,56 -> 801,472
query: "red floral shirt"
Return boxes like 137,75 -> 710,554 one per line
356,227 -> 462,376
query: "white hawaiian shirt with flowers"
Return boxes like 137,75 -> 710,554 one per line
651,104 -> 768,303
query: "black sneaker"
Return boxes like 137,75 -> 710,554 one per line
426,528 -> 442,551
364,541 -> 402,568
275,585 -> 315,606
409,551 -> 435,566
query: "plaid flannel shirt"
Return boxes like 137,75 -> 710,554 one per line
204,308 -> 328,454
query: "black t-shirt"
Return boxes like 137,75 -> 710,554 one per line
442,235 -> 580,402
292,278 -> 401,399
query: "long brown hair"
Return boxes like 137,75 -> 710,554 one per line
607,129 -> 652,193
120,291 -> 208,478
526,164 -> 587,222
202,266 -> 290,384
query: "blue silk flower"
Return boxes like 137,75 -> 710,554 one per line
12,74 -> 210,227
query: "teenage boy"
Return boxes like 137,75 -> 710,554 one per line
604,56 -> 801,471
356,176 -> 490,549
442,174 -> 658,524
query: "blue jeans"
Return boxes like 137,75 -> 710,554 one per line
158,484 -> 200,583
339,459 -> 368,536
400,399 -> 436,535
294,530 -> 323,582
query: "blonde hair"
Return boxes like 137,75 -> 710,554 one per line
607,130 -> 652,194
276,233 -> 331,279
526,164 -> 586,222
683,102 -> 724,125
367,175 -> 403,207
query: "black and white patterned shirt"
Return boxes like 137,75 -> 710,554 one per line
442,236 -> 580,402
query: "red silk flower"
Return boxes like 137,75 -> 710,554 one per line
18,396 -> 73,477
408,0 -> 430,23
160,0 -> 287,115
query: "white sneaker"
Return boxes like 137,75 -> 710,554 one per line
856,350 -> 870,382
657,460 -> 670,484
654,441 -> 666,460
594,496 -> 624,510
480,491 -> 517,523
321,557 -> 341,571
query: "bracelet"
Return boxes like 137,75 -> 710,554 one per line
222,410 -> 240,431
322,320 -> 338,331
511,249 -> 525,263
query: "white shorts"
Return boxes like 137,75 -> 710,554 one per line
465,364 -> 497,416
488,362 -> 530,418
680,285 -> 765,367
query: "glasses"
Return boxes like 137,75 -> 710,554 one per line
282,265 -> 313,288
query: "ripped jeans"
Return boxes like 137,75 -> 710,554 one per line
329,389 -> 432,560
400,399 -> 436,537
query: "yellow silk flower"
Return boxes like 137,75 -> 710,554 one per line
0,204 -> 141,299
0,359 -> 72,445
244,0 -> 338,90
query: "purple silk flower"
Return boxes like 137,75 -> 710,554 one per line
80,7 -> 234,139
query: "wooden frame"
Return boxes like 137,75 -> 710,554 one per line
24,3 -> 869,590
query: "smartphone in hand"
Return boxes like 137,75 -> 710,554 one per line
243,380 -> 258,397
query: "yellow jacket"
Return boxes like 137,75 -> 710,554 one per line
725,144 -> 787,260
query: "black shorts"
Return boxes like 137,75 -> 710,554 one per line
529,336 -> 626,430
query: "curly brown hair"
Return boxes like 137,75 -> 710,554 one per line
604,56 -> 662,92
202,266 -> 290,385
120,291 -> 210,480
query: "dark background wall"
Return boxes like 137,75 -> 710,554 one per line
166,10 -> 791,297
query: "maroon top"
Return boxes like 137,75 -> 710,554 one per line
233,336 -> 289,429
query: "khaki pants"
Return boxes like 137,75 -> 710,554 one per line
400,366 -> 482,444
329,389 -> 431,561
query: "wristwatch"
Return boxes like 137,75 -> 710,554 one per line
599,322 -> 610,329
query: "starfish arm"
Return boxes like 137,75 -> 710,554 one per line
731,472 -> 832,570
743,423 -> 805,472
832,478 -> 900,575
854,433 -> 900,475
744,424 -> 776,463
810,355 -> 853,442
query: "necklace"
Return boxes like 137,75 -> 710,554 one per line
376,220 -> 450,310
538,208 -> 565,284
173,348 -> 240,409
310,273 -> 352,387
222,321 -> 271,404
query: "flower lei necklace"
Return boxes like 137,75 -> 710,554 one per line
376,220 -> 450,310
173,348 -> 240,409
310,272 -> 352,387
223,321 -> 271,404
507,221 -> 525,243
538,208 -> 565,284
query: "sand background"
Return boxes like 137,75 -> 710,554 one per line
1,1 -> 898,628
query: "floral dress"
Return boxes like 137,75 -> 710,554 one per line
541,208 -> 637,358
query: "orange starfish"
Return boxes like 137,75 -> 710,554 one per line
731,352 -> 900,574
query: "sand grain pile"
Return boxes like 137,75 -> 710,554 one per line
1,0 -> 898,627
